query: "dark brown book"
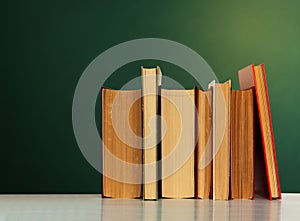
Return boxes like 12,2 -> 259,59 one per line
230,89 -> 254,199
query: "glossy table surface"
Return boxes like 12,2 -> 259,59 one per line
0,194 -> 299,221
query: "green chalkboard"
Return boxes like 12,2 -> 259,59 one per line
1,0 -> 300,193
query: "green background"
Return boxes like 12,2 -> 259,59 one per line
1,0 -> 299,193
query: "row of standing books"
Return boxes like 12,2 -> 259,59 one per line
101,64 -> 281,200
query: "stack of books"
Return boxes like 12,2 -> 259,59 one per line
101,64 -> 281,200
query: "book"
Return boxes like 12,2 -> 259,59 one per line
230,88 -> 254,199
142,67 -> 161,200
101,88 -> 142,198
161,89 -> 195,198
209,80 -> 231,200
196,87 -> 212,199
238,64 -> 281,200
101,64 -> 281,200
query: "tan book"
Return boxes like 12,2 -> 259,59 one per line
101,88 -> 142,198
142,67 -> 161,200
196,87 -> 212,199
230,89 -> 254,199
161,89 -> 195,198
209,80 -> 231,200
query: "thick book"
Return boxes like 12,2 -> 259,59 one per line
142,67 -> 161,200
230,88 -> 255,199
161,89 -> 195,198
209,80 -> 231,200
238,64 -> 281,200
101,88 -> 143,198
195,87 -> 212,199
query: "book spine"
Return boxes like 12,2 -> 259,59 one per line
252,87 -> 256,199
156,67 -> 162,199
208,81 -> 216,200
195,87 -> 199,199
100,87 -> 105,197
142,67 -> 158,200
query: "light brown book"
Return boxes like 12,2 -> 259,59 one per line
161,89 -> 195,198
196,87 -> 212,199
142,67 -> 161,200
102,88 -> 142,198
238,64 -> 281,200
209,80 -> 231,200
230,89 -> 254,199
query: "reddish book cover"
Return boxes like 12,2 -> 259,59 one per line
238,64 -> 281,200
261,64 -> 282,199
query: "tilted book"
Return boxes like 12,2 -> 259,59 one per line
238,64 -> 281,200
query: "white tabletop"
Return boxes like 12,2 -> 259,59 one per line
0,194 -> 299,221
